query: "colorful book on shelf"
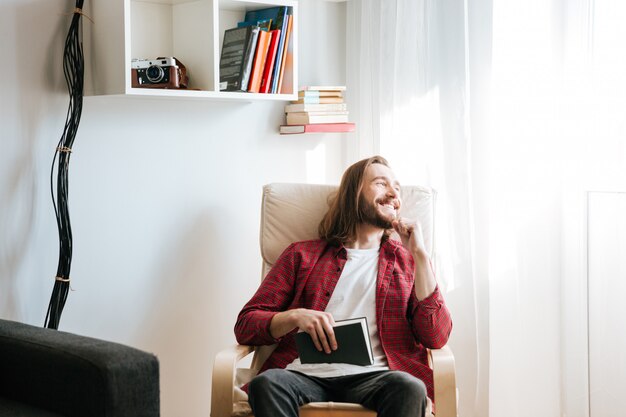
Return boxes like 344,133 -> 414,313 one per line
280,123 -> 356,134
219,26 -> 259,92
278,15 -> 294,94
240,6 -> 290,94
237,18 -> 272,31
298,90 -> 343,98
285,103 -> 348,113
288,110 -> 349,117
276,12 -> 293,93
300,85 -> 347,92
271,7 -> 291,93
286,112 -> 350,125
242,6 -> 287,30
295,317 -> 373,365
292,96 -> 345,104
247,29 -> 271,93
240,27 -> 260,92
260,29 -> 281,94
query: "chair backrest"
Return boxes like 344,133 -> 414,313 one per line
260,183 -> 437,278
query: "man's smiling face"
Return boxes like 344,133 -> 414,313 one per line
359,163 -> 402,229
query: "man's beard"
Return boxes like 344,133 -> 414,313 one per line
359,195 -> 394,229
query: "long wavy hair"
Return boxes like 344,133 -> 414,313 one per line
318,155 -> 393,245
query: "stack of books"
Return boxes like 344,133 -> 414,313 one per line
280,86 -> 357,134
219,6 -> 294,94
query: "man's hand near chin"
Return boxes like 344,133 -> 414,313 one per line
392,218 -> 437,300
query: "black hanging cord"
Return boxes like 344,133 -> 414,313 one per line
45,0 -> 86,329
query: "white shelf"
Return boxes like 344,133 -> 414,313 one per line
84,0 -> 298,100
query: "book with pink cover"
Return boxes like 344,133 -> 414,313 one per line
280,122 -> 356,135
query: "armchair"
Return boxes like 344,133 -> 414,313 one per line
0,318 -> 159,417
211,183 -> 457,417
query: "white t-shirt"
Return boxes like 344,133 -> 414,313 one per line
286,247 -> 390,377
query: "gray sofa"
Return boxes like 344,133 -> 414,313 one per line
0,318 -> 159,417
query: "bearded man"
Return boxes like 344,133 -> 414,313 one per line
235,156 -> 452,417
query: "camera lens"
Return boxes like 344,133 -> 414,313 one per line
146,65 -> 164,83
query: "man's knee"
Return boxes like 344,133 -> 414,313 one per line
249,369 -> 288,396
384,371 -> 427,400
248,369 -> 305,417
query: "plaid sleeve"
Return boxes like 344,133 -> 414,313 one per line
409,285 -> 452,349
234,243 -> 298,346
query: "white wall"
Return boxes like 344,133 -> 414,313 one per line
0,1 -> 347,416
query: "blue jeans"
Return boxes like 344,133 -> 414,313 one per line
248,369 -> 427,417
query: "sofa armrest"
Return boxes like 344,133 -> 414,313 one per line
211,345 -> 255,417
0,319 -> 159,417
429,345 -> 457,417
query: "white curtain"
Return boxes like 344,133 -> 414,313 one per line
348,0 -> 626,416
487,0 -> 626,416
487,1 -> 564,415
346,1 -> 484,416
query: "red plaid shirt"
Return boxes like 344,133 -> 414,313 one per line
235,238 -> 452,402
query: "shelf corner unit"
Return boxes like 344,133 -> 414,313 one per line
84,0 -> 298,101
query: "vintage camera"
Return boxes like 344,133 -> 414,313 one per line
131,57 -> 188,89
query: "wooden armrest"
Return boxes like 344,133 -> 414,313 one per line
429,345 -> 457,417
211,344 -> 255,417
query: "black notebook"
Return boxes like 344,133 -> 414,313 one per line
219,26 -> 260,91
294,317 -> 374,366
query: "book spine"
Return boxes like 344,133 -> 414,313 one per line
298,91 -> 343,97
240,27 -> 260,92
248,29 -> 270,93
276,12 -> 293,93
293,97 -> 344,104
303,123 -> 355,133
300,86 -> 347,91
219,26 -> 252,91
279,123 -> 356,134
260,30 -> 280,94
287,111 -> 349,117
286,114 -> 349,125
270,7 -> 289,94
285,103 -> 348,112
